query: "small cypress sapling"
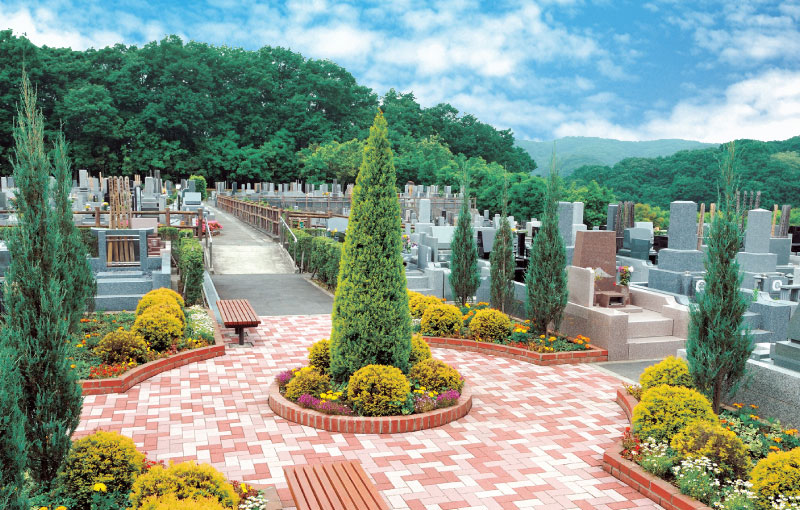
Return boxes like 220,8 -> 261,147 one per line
525,153 -> 568,337
449,164 -> 480,306
686,142 -> 752,413
329,111 -> 412,381
490,173 -> 515,313
0,346 -> 28,510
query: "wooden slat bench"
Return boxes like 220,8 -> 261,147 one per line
217,299 -> 260,345
284,461 -> 388,510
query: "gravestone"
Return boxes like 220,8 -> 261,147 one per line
79,169 -> 89,189
572,230 -> 617,293
648,201 -> 705,295
143,177 -> 155,195
770,307 -> 800,371
619,227 -> 652,260
607,204 -> 619,233
558,201 -> 586,264
187,180 -> 197,192
418,199 -> 432,223
737,209 -> 779,290
327,217 -> 348,232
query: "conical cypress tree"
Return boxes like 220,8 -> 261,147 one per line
449,165 -> 479,306
3,73 -> 83,488
686,142 -> 752,413
52,132 -> 96,331
490,175 -> 515,313
525,154 -> 568,337
329,111 -> 412,381
0,346 -> 28,510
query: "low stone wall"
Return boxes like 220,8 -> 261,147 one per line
602,388 -> 712,510
80,312 -> 226,396
268,381 -> 472,434
423,336 -> 608,365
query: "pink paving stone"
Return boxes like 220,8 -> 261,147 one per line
77,313 -> 662,510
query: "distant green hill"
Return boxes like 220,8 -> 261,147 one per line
517,136 -> 716,175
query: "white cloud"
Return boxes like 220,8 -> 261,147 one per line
1,5 -> 124,49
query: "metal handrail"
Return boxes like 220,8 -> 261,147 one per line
280,216 -> 297,243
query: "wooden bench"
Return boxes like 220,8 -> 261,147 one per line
217,299 -> 260,345
284,461 -> 388,510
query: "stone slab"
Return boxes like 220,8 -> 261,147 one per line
667,201 -> 698,250
770,237 -> 792,266
657,248 -> 705,272
736,251 -> 778,274
744,209 -> 772,253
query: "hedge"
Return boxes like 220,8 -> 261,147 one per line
178,236 -> 204,305
287,229 -> 342,290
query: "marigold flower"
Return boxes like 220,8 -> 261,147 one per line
750,404 -> 758,409
93,482 -> 107,492
70,364 -> 76,369
769,445 -> 779,451
733,403 -> 743,409
56,506 -> 67,510
750,414 -> 759,420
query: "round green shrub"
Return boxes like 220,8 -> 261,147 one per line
408,359 -> 463,393
348,365 -> 410,416
639,356 -> 694,392
284,366 -> 331,401
308,339 -> 330,374
129,461 -> 238,509
61,430 -> 145,510
420,304 -> 462,337
469,308 -> 511,342
670,420 -> 751,478
632,385 -> 716,444
750,447 -> 800,510
94,330 -> 148,364
132,308 -> 184,351
408,334 -> 432,367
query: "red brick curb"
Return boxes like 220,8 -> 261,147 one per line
268,380 -> 473,434
80,311 -> 227,396
423,336 -> 608,365
603,388 -> 712,510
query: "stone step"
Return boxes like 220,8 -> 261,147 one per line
94,294 -> 144,312
750,342 -> 772,360
96,270 -> 144,279
628,336 -> 686,360
96,278 -> 153,295
617,305 -> 643,314
628,312 -> 673,338
743,311 -> 761,330
407,275 -> 431,290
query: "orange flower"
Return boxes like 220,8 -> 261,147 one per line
750,404 -> 759,409
733,403 -> 743,409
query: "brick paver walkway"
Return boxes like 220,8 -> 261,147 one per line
77,315 -> 660,510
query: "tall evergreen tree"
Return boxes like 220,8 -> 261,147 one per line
0,346 -> 28,510
52,132 -> 96,330
329,111 -> 412,381
3,73 -> 83,488
525,153 -> 568,337
490,173 -> 515,313
686,142 -> 752,413
449,163 -> 480,306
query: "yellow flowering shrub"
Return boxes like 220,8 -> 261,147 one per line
61,431 -> 145,510
284,366 -> 331,401
408,359 -> 463,393
670,420 -> 751,478
639,356 -> 694,392
420,304 -> 462,337
132,308 -> 184,351
136,288 -> 185,315
139,494 -> 227,510
469,308 -> 511,343
632,385 -> 715,444
408,334 -> 432,367
130,462 -> 238,509
308,339 -> 330,373
409,291 -> 443,319
94,330 -> 148,364
348,365 -> 410,416
750,447 -> 800,509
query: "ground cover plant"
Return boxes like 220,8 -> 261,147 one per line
621,357 -> 800,510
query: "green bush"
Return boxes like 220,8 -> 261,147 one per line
408,359 -> 463,393
94,331 -> 148,364
348,365 -> 410,417
469,308 -> 511,342
178,237 -> 204,306
284,366 -> 331,401
60,431 -> 144,510
188,175 -> 208,201
132,308 -> 184,351
309,236 -> 342,289
750,448 -> 800,510
287,229 -> 313,271
671,420 -> 751,478
632,385 -> 716,444
157,226 -> 179,244
408,334 -> 432,367
639,356 -> 694,392
129,462 -> 238,509
420,304 -> 462,337
308,339 -> 331,373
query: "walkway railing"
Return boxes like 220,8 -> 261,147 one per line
215,195 -> 343,238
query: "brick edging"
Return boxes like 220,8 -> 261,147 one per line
603,388 -> 712,510
79,310 -> 226,395
423,336 -> 608,365
268,380 -> 473,434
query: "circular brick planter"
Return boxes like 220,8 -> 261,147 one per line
423,336 -> 608,365
268,380 -> 472,434
79,311 -> 226,396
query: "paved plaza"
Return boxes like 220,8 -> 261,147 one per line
78,314 -> 661,510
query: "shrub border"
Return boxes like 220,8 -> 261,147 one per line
268,380 -> 472,434
79,310 -> 226,395
423,336 -> 608,365
602,388 -> 712,510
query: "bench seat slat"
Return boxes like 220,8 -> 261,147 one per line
284,461 -> 387,510
217,299 -> 260,328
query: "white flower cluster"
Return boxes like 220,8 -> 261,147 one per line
672,456 -> 721,487
712,479 -> 756,509
239,492 -> 268,510
187,305 -> 214,336
641,437 -> 669,457
773,495 -> 800,510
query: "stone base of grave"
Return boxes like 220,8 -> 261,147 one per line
771,341 -> 800,371
737,251 -> 778,274
656,248 -> 704,272
647,267 -> 703,295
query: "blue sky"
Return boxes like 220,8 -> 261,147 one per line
2,0 -> 800,143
